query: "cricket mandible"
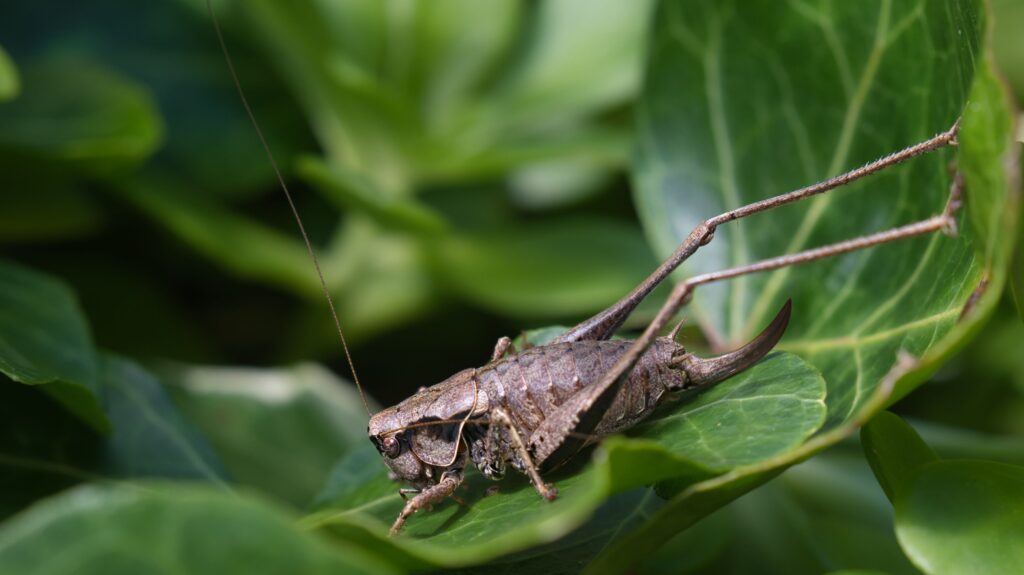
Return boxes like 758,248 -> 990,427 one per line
208,2 -> 964,537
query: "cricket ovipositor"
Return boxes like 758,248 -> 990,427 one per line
208,2 -> 964,536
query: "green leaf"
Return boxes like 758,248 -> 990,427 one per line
97,355 -> 227,483
0,58 -> 162,170
115,175 -> 436,341
207,0 -> 646,189
113,176 -> 317,298
296,156 -> 447,235
895,460 -> 1024,575
434,218 -> 658,317
489,0 -> 655,128
0,157 -> 103,243
0,260 -> 107,432
307,352 -> 824,569
0,355 -> 227,517
861,412 -> 938,502
598,0 -> 1019,569
162,363 -> 368,507
447,488 -> 668,575
990,0 -> 1024,104
0,484 -> 398,575
635,0 -> 1008,425
0,45 -> 19,101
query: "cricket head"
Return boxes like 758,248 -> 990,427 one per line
368,368 -> 487,488
672,299 -> 792,387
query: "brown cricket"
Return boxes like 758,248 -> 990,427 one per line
208,1 -> 963,537
365,119 -> 961,534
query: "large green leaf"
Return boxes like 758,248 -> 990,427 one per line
594,0 -> 1018,571
162,363 -> 369,507
0,484 -> 397,575
0,58 -> 162,171
0,260 -> 107,431
306,352 -> 825,569
635,0 -> 1005,426
895,460 -> 1024,574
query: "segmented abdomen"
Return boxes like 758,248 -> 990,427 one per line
474,338 -> 684,438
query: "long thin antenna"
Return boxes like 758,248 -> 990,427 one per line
207,0 -> 371,417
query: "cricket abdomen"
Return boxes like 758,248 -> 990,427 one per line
475,338 -> 686,439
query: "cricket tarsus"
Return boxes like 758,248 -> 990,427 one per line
368,121 -> 963,535
207,0 -> 370,415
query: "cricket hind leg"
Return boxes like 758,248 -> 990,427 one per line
529,175 -> 964,470
554,120 -> 961,345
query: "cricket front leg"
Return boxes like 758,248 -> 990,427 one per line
390,470 -> 464,536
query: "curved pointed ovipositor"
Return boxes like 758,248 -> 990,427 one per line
677,299 -> 792,386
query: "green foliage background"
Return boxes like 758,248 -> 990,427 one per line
0,1 -> 1021,573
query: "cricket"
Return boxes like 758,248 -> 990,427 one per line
209,2 -> 963,537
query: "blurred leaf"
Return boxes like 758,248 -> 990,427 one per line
990,0 -> 1024,104
0,484 -> 397,575
307,352 -> 824,569
635,508 -> 733,575
640,424 -> 1024,575
116,175 -> 436,343
0,260 -> 107,432
915,418 -> 1024,464
98,355 -> 227,482
895,460 -> 1024,575
162,363 -> 368,507
489,0 -> 655,128
508,161 -> 614,211
601,0 -> 1019,569
0,0 -> 310,195
211,0 -> 646,191
861,412 -> 938,503
434,218 -> 657,317
0,45 -> 19,101
114,176 -> 317,298
0,354 -> 227,518
0,58 -> 162,171
0,380 -> 102,519
0,154 -> 103,243
442,125 -> 629,182
297,156 -> 447,235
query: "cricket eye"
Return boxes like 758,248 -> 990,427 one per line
381,435 -> 401,459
